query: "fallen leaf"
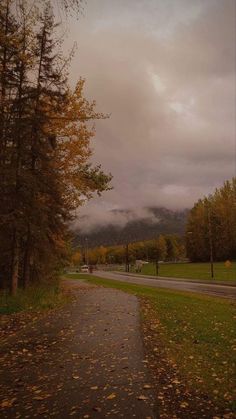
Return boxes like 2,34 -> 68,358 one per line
180,402 -> 189,408
1,398 -> 16,408
93,406 -> 102,412
172,379 -> 181,384
33,394 -> 51,401
137,395 -> 149,400
107,393 -> 116,400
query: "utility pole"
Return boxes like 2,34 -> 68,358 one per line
125,243 -> 129,272
85,238 -> 89,266
207,206 -> 214,279
155,238 -> 159,276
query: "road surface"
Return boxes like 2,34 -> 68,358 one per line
93,271 -> 236,299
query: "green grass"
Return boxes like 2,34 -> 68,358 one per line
66,273 -> 236,410
139,261 -> 236,282
0,280 -> 69,314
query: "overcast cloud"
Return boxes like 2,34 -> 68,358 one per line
64,0 -> 235,229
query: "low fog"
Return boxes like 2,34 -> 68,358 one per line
73,206 -> 160,233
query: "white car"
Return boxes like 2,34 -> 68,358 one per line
81,265 -> 89,273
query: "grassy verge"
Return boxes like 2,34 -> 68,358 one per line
66,273 -> 236,413
139,261 -> 236,282
0,280 -> 69,315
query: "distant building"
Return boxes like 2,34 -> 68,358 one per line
135,260 -> 148,272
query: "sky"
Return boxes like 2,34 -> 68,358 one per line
63,0 -> 236,229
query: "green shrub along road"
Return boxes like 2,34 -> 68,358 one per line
66,273 -> 236,414
138,261 -> 236,282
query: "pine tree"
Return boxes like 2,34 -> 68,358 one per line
0,1 -> 111,293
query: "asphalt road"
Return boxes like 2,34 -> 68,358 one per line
93,271 -> 236,300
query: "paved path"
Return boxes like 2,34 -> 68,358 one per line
93,271 -> 236,300
0,281 -> 158,418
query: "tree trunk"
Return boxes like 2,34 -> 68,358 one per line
10,231 -> 19,295
22,227 -> 32,289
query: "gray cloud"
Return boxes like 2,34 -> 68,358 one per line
64,0 -> 236,228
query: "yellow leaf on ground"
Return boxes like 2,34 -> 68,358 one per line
1,399 -> 16,408
107,393 -> 116,400
180,402 -> 189,408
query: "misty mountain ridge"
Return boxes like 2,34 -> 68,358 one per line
73,206 -> 188,247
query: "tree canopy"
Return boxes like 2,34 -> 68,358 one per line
186,178 -> 236,262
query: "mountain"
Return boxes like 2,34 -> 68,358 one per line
73,207 -> 188,248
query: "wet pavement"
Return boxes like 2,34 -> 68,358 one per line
93,271 -> 236,300
0,281 -> 158,418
